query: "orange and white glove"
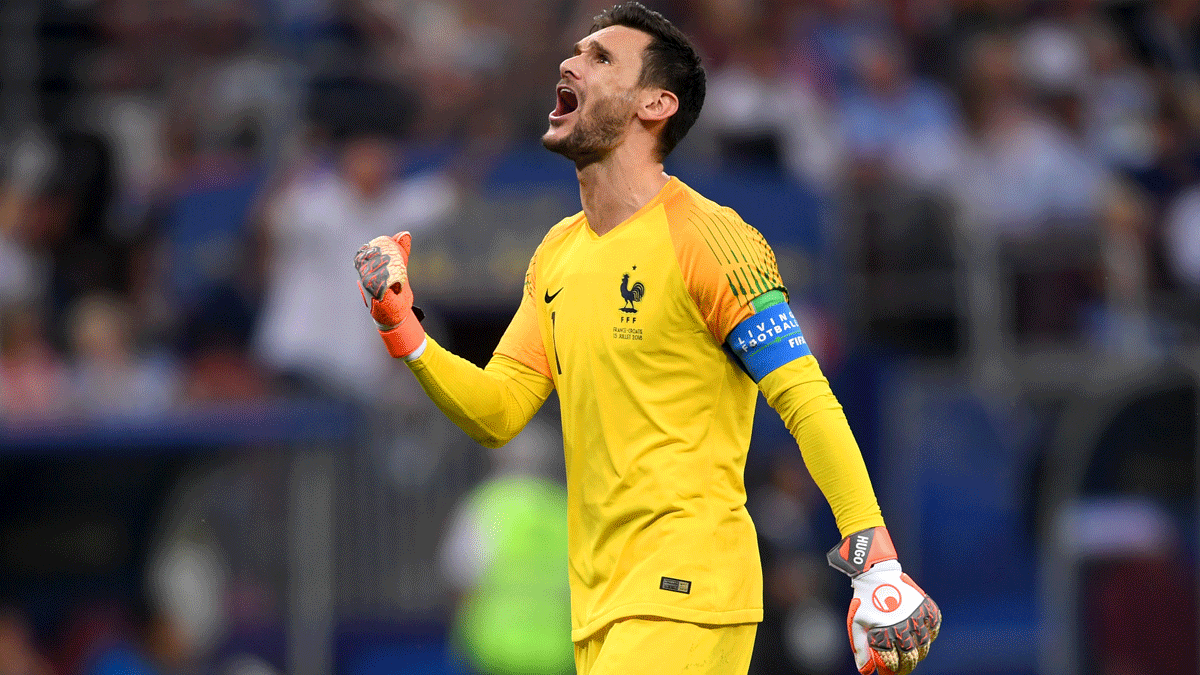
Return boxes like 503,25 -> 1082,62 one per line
827,527 -> 941,675
353,231 -> 427,359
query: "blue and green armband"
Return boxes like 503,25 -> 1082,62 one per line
726,290 -> 811,382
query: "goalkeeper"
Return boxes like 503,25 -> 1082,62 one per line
354,3 -> 940,674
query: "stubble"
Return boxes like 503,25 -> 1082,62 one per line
543,92 -> 633,166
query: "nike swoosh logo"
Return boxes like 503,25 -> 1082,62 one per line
544,288 -> 563,303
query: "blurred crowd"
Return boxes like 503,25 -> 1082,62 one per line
4,0 -> 1200,418
2,0 -> 1200,673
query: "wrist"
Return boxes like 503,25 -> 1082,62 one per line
378,308 -> 426,359
401,336 -> 428,361
853,558 -> 902,582
827,526 -> 897,577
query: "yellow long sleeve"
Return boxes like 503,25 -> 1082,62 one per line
406,336 -> 554,448
759,356 -> 885,537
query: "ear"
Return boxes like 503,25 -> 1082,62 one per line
637,89 -> 679,123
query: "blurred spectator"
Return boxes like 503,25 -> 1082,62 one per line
438,421 -> 571,675
701,24 -> 842,190
8,131 -> 131,346
143,454 -> 289,671
181,344 -> 270,404
797,0 -> 894,97
214,654 -> 280,675
55,603 -> 127,675
1115,0 -> 1200,76
838,32 -> 963,187
81,600 -> 190,675
1019,1 -> 1091,98
1082,20 -> 1159,172
65,292 -> 180,416
1020,2 -> 1094,152
152,121 -> 265,353
0,303 -> 70,421
1090,181 -> 1164,355
0,131 -> 55,307
169,3 -> 298,169
147,520 -> 231,668
1163,178 -> 1200,293
178,285 -> 271,404
0,229 -> 44,312
380,1 -> 510,142
254,133 -> 456,401
1127,100 -> 1200,211
0,607 -> 53,675
952,33 -> 1108,237
906,0 -> 1031,84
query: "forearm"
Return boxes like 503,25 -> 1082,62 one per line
406,335 -> 551,448
760,357 -> 885,538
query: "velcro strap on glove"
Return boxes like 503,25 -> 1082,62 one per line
827,526 -> 898,577
378,308 -> 426,359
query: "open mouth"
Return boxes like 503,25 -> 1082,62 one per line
549,85 -> 579,122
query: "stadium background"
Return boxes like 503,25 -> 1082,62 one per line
0,0 -> 1197,673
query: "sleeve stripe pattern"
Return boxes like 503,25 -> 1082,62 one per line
700,217 -> 734,264
523,244 -> 538,298
690,207 -> 785,307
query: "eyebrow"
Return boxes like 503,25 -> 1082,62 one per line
574,38 -> 615,62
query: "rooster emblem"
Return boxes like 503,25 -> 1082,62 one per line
619,271 -> 645,313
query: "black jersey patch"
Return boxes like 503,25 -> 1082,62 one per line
660,576 -> 692,594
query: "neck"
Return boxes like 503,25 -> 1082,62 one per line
575,144 -> 669,236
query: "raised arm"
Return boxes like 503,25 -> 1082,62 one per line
354,232 -> 554,448
407,340 -> 552,448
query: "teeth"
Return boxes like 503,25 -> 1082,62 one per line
551,85 -> 577,119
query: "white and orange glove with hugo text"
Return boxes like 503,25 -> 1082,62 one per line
827,527 -> 942,675
354,231 -> 427,360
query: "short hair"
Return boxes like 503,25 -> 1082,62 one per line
590,2 -> 705,160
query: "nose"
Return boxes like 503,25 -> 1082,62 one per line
559,54 -> 581,81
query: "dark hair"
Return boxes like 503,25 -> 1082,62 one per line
591,2 -> 705,160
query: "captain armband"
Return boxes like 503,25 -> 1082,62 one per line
726,290 -> 811,383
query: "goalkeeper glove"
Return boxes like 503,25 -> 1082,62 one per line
827,527 -> 941,675
354,231 -> 426,359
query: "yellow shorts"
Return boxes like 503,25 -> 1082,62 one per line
573,617 -> 757,675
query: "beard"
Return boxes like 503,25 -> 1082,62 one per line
542,92 -> 631,166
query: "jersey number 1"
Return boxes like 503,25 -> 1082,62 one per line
551,311 -> 563,375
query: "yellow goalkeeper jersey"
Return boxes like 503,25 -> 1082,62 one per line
495,177 -> 784,640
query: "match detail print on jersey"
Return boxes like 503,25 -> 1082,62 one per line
726,289 -> 811,382
660,577 -> 692,594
